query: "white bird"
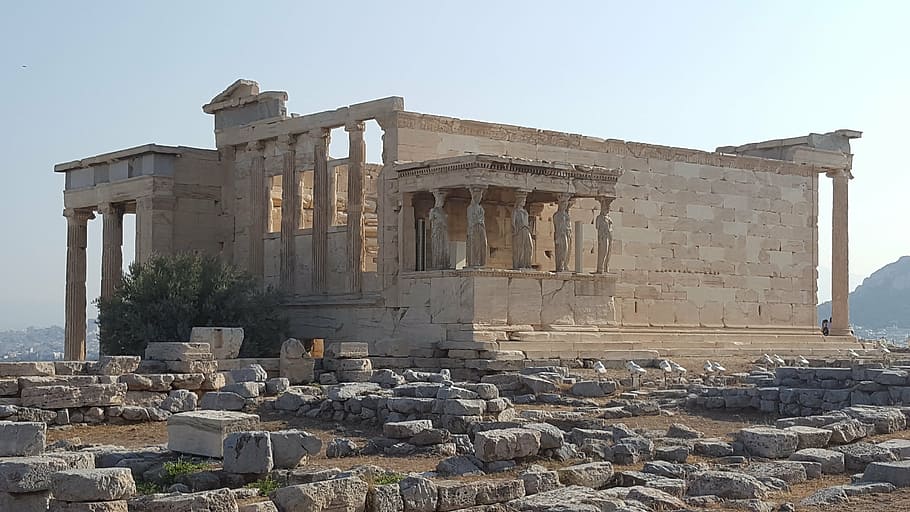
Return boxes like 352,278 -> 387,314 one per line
753,365 -> 769,373
773,354 -> 786,366
761,354 -> 775,366
703,361 -> 716,374
625,360 -> 647,374
797,355 -> 810,367
593,360 -> 608,375
658,359 -> 673,373
711,361 -> 726,373
849,349 -> 861,359
669,360 -> 687,374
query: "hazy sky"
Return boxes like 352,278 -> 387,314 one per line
1,1 -> 908,329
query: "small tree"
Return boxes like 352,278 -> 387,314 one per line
97,253 -> 288,358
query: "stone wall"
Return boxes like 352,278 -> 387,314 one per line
692,365 -> 910,417
394,111 -> 819,330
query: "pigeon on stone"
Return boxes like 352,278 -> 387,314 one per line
710,361 -> 726,373
760,354 -> 775,366
669,360 -> 687,374
849,349 -> 861,359
593,361 -> 608,375
797,356 -> 810,367
773,354 -> 786,366
703,361 -> 715,374
625,360 -> 646,374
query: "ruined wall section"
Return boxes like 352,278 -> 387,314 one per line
394,112 -> 819,330
170,149 -> 228,259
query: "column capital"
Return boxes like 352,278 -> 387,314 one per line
825,168 -> 854,179
307,127 -> 330,141
345,120 -> 365,133
278,133 -> 298,149
245,140 -> 264,152
597,196 -> 614,211
98,203 -> 124,216
63,208 -> 95,222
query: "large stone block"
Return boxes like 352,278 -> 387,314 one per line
474,428 -> 541,462
324,342 -> 369,359
0,378 -> 18,396
269,430 -> 322,469
785,426 -> 832,450
20,384 -> 127,409
49,500 -> 128,511
167,410 -> 260,458
0,362 -> 55,377
50,468 -> 135,502
0,491 -> 51,512
862,460 -> 910,487
190,327 -> 244,359
738,427 -> 798,459
127,488 -> 238,511
0,421 -> 46,456
270,476 -> 368,512
790,448 -> 845,474
199,391 -> 246,411
0,456 -> 69,492
280,339 -> 315,385
145,343 -> 213,362
223,431 -> 273,474
231,365 -> 268,383
96,356 -> 140,376
556,462 -> 614,489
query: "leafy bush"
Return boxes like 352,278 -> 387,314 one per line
371,472 -> 405,486
136,481 -> 162,495
246,476 -> 281,495
97,253 -> 288,357
163,458 -> 212,481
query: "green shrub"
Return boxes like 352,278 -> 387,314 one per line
163,458 -> 212,481
97,253 -> 288,357
372,472 -> 405,486
246,476 -> 281,495
136,481 -> 162,495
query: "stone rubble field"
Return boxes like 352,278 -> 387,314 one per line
3,342 -> 910,511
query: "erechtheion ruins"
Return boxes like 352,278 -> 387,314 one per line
55,79 -> 861,362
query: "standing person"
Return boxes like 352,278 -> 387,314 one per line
822,318 -> 829,336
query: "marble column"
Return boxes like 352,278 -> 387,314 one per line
828,169 -> 852,336
311,129 -> 330,293
346,122 -> 366,292
279,135 -> 298,294
100,203 -> 124,303
466,186 -> 488,268
64,208 -> 94,361
429,189 -> 449,270
248,141 -> 266,280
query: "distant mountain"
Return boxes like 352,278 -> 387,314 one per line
819,256 -> 910,341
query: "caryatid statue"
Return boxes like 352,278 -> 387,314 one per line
512,190 -> 534,270
429,189 -> 449,270
595,197 -> 614,273
466,186 -> 488,268
553,194 -> 573,272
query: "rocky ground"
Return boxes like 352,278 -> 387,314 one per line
42,363 -> 910,511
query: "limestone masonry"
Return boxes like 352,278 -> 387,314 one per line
55,79 -> 862,361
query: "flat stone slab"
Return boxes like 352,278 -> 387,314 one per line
324,342 -> 369,359
474,428 -> 541,462
190,327 -> 244,360
20,384 -> 127,409
790,448 -> 845,474
127,488 -> 238,511
144,343 -> 212,362
785,425 -> 832,450
738,427 -> 798,459
50,467 -> 136,502
0,490 -> 51,512
0,456 -> 70,492
862,460 -> 910,487
878,439 -> 910,459
0,421 -> 45,456
0,362 -> 55,377
167,410 -> 260,458
557,462 -> 614,489
270,476 -> 368,512
49,500 -> 128,511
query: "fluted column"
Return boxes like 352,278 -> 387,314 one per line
311,129 -> 330,293
100,203 -> 124,302
279,135 -> 298,294
248,141 -> 266,280
64,208 -> 94,360
346,121 -> 366,292
828,169 -> 852,336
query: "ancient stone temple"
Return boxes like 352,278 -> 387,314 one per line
55,79 -> 861,362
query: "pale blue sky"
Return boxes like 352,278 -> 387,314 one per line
1,1 -> 907,329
